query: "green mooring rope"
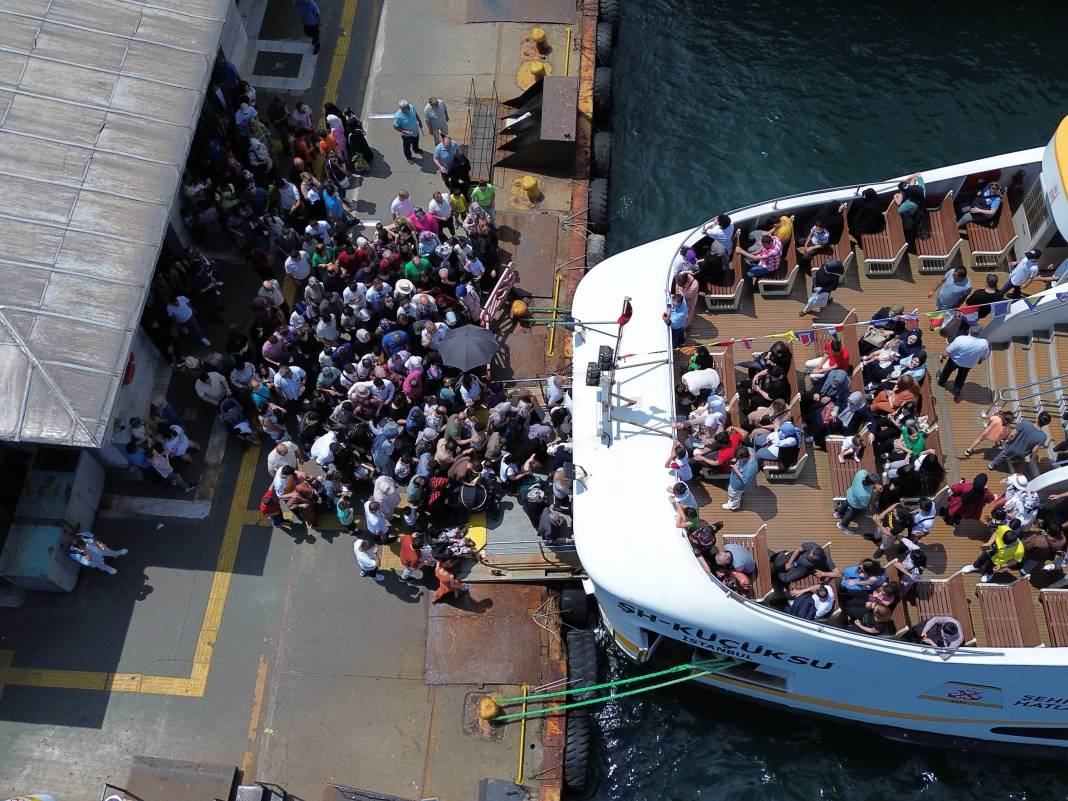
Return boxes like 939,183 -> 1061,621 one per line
492,658 -> 737,723
495,657 -> 729,705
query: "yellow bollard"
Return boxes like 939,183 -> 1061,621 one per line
529,61 -> 546,80
521,175 -> 540,201
532,27 -> 548,52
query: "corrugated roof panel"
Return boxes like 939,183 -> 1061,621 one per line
0,264 -> 49,309
27,315 -> 126,373
122,40 -> 209,88
40,274 -> 143,329
109,74 -> 200,125
0,175 -> 78,225
54,232 -> 159,284
46,0 -> 143,38
33,22 -> 129,72
68,191 -> 169,244
4,0 -> 50,15
0,132 -> 91,182
96,113 -> 190,163
0,13 -> 43,51
0,218 -> 64,266
18,58 -> 118,107
48,366 -> 115,435
148,0 -> 229,18
0,344 -> 30,439
135,7 -> 222,52
83,151 -> 179,204
2,93 -> 106,145
0,51 -> 27,86
22,368 -> 77,443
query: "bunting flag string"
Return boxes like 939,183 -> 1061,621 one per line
680,290 -> 1066,352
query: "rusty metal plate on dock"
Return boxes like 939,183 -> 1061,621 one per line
496,212 -> 559,297
126,756 -> 238,801
426,585 -> 546,685
465,0 -> 576,24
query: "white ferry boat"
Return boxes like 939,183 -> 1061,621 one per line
570,115 -> 1068,752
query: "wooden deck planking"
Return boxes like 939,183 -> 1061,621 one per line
684,246 -> 1058,647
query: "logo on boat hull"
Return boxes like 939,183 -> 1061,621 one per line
920,681 -> 1003,709
615,601 -> 834,670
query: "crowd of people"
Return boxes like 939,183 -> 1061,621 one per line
119,55 -> 575,592
660,182 -> 1068,643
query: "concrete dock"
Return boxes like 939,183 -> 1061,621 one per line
0,1 -> 595,800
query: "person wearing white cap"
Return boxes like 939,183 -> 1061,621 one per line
1002,249 -> 1055,299
392,100 -> 424,162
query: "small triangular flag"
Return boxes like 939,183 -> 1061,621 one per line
928,313 -> 946,331
1057,291 -> 1068,303
1022,296 -> 1042,309
796,329 -> 816,346
990,300 -> 1012,317
741,338 -> 753,349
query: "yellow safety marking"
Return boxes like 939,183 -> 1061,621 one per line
0,446 -> 264,700
467,510 -> 487,552
324,0 -> 359,102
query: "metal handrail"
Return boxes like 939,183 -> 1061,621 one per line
997,371 -> 1068,405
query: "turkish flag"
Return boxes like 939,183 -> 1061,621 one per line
617,299 -> 633,326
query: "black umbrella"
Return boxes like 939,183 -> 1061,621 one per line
435,324 -> 500,371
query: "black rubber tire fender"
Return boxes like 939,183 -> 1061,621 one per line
595,21 -> 613,66
586,233 -> 606,269
592,130 -> 611,178
587,178 -> 609,235
559,584 -> 590,628
567,629 -> 598,701
563,710 -> 591,791
593,67 -> 612,122
599,0 -> 619,29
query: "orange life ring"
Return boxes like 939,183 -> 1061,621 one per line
122,351 -> 136,385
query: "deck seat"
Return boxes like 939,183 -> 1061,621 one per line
860,201 -> 908,276
702,238 -> 745,312
915,191 -> 964,274
882,560 -> 909,634
723,525 -> 773,600
966,192 -> 1017,271
761,393 -> 807,480
976,580 -> 1042,647
711,343 -> 740,426
786,543 -> 839,613
826,436 -> 877,504
911,573 -> 976,645
1039,589 -> 1068,647
756,240 -> 799,298
917,369 -> 938,426
807,210 -> 855,272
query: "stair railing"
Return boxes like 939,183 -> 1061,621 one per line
998,372 -> 1068,406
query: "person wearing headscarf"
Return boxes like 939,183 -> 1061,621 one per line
831,391 -> 874,437
942,474 -> 995,530
994,473 -> 1040,529
847,188 -> 887,236
673,270 -> 700,328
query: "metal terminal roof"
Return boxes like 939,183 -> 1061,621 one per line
0,0 -> 229,447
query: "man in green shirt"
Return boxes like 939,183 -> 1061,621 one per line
404,255 -> 432,285
470,179 -> 496,221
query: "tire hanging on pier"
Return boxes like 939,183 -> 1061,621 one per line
592,130 -> 611,178
559,584 -> 590,628
599,0 -> 619,31
586,233 -> 606,269
564,629 -> 598,791
596,21 -> 614,66
593,67 -> 613,121
587,178 -> 609,234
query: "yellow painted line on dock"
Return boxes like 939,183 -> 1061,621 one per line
0,445 -> 263,700
324,0 -> 359,102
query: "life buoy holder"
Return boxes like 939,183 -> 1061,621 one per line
122,351 -> 136,385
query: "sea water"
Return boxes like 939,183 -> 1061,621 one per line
594,1 -> 1068,798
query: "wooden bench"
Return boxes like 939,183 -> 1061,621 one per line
860,200 -> 908,277
826,435 -> 877,503
787,543 -> 839,613
966,192 -> 1017,271
1039,589 -> 1068,647
702,237 -> 745,312
762,394 -> 808,481
976,580 -> 1042,647
915,191 -> 964,274
711,342 -> 740,427
757,240 -> 800,298
724,525 -> 773,600
918,369 -> 938,426
883,560 -> 909,634
807,209 -> 855,273
911,573 -> 976,645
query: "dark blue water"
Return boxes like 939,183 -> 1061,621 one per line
594,2 -> 1068,798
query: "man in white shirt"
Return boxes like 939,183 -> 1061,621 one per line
681,368 -> 721,397
363,499 -> 391,541
391,190 -> 414,219
1002,248 -> 1054,299
701,213 -> 735,271
272,365 -> 307,405
937,332 -> 990,400
428,190 -> 454,236
266,441 -> 301,477
310,430 -> 337,466
165,295 -> 211,346
285,249 -> 312,284
305,219 -> 333,246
